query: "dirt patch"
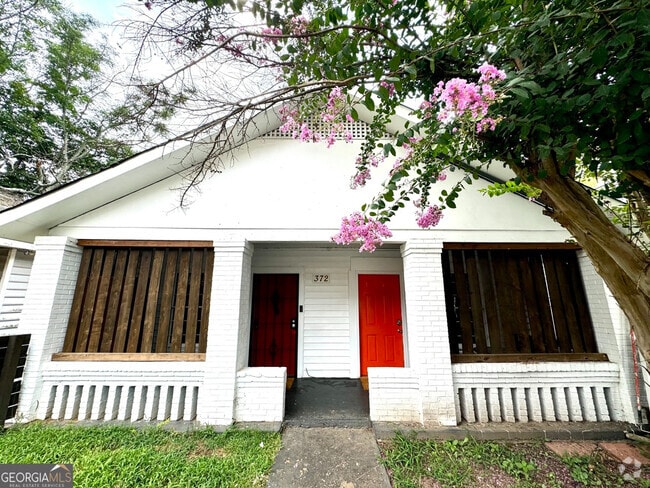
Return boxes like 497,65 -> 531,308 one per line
186,441 -> 228,459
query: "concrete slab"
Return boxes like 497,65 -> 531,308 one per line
267,426 -> 391,488
546,441 -> 598,457
599,442 -> 650,465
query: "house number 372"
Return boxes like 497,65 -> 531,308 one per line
313,274 -> 329,283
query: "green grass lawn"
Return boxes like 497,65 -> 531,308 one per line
379,433 -> 650,488
0,423 -> 281,488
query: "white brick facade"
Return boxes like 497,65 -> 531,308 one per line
1,128 -> 641,428
197,241 -> 253,425
400,239 -> 457,426
17,237 -> 82,420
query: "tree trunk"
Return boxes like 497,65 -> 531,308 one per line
511,158 -> 650,359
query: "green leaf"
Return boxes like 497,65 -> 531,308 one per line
509,87 -> 529,99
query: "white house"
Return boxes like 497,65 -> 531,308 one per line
0,108 -> 643,428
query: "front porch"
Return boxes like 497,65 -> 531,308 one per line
13,236 -> 641,428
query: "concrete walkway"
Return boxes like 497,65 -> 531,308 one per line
266,426 -> 391,488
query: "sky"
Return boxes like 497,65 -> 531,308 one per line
66,0 -> 133,23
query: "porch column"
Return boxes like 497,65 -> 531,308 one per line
401,239 -> 457,426
17,237 -> 82,420
197,240 -> 253,426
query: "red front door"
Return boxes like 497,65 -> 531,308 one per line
249,274 -> 299,377
359,274 -> 404,376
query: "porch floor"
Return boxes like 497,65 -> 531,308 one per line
284,378 -> 370,428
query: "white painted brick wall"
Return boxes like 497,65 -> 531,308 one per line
17,237 -> 82,421
368,367 -> 421,422
453,361 -> 623,422
578,252 -> 637,423
38,361 -> 204,422
197,241 -> 253,426
400,239 -> 457,426
234,367 -> 286,422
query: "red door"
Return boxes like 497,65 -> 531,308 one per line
249,274 -> 299,377
359,274 -> 404,376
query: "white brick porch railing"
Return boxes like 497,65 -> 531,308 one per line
37,362 -> 204,422
453,361 -> 623,423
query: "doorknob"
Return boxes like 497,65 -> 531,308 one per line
396,319 -> 402,325
290,318 -> 297,329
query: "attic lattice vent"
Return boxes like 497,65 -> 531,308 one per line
264,116 -> 390,139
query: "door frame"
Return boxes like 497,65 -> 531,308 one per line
250,267 -> 305,377
349,257 -> 408,378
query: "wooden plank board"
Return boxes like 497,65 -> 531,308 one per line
552,252 -> 586,352
490,251 -> 517,352
87,250 -> 115,352
509,253 -> 531,353
198,249 -> 214,353
155,250 -> 178,353
444,242 -> 581,250
183,250 -> 203,354
518,253 -> 546,353
451,251 -> 475,354
170,251 -> 191,353
544,254 -> 573,353
140,250 -> 165,353
476,252 -> 502,354
52,352 -> 206,362
566,253 -> 598,352
77,240 -> 213,248
113,250 -> 139,352
75,249 -> 104,352
442,251 -> 463,354
99,250 -> 128,352
464,251 -> 488,354
126,250 -> 152,352
63,249 -> 92,352
451,352 -> 609,363
529,253 -> 559,353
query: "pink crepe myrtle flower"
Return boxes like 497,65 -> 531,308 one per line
476,117 -> 498,133
379,80 -> 396,97
416,205 -> 444,229
431,63 -> 505,131
261,27 -> 283,44
290,16 -> 309,36
477,63 -> 506,84
351,168 -> 371,188
332,212 -> 393,252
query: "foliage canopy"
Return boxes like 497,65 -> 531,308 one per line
126,0 -> 650,353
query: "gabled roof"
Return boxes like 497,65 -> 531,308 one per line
0,104 -> 527,243
0,109 -> 281,242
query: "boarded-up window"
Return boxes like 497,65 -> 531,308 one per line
63,243 -> 213,354
442,245 -> 599,358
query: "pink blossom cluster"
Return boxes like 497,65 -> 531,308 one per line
434,78 -> 493,121
332,212 -> 393,252
351,169 -> 371,188
419,63 -> 505,133
477,63 -> 506,83
379,80 -> 396,97
261,27 -> 283,44
350,153 -> 385,188
278,87 -> 353,146
290,16 -> 309,36
416,205 -> 443,228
